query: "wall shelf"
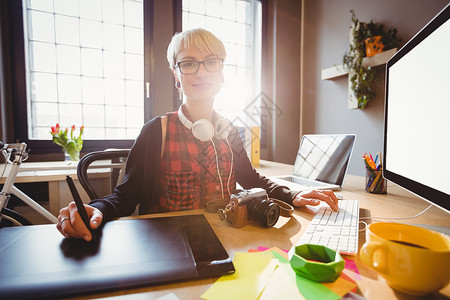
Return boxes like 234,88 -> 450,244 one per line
321,48 -> 397,80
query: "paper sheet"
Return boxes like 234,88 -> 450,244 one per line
201,252 -> 278,300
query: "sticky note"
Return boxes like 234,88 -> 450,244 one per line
201,252 -> 278,300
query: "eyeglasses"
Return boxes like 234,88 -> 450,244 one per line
175,58 -> 224,75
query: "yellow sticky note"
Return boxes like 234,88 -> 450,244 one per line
201,252 -> 278,300
259,264 -> 306,300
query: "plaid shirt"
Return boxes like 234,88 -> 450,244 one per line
159,108 -> 236,211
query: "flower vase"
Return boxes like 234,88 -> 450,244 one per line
64,149 -> 80,165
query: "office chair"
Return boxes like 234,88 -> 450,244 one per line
77,149 -> 130,201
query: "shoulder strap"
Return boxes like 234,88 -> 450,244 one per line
160,116 -> 167,158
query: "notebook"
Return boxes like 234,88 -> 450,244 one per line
0,214 -> 234,299
270,134 -> 356,192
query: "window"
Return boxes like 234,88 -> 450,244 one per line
23,0 -> 144,141
182,0 -> 262,127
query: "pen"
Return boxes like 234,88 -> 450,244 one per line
66,175 -> 93,235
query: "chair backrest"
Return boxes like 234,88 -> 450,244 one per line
77,149 -> 130,200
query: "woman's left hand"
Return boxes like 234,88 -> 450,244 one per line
292,190 -> 339,211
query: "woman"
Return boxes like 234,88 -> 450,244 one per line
57,28 -> 338,241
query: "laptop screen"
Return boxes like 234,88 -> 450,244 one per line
292,134 -> 356,186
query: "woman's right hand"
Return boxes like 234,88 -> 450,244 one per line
56,202 -> 103,242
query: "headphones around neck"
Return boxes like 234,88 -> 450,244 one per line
177,105 -> 232,142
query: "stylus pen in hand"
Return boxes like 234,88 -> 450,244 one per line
66,175 -> 95,239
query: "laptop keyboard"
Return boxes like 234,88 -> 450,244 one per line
296,199 -> 360,255
278,176 -> 331,188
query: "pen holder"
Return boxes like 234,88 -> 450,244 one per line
365,167 -> 387,194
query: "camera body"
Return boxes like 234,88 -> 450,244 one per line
218,188 -> 280,228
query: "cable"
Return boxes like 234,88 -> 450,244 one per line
359,204 -> 433,221
225,138 -> 233,197
210,139 -> 225,199
358,204 -> 434,233
359,220 -> 368,232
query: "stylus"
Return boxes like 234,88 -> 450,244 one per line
66,175 -> 92,234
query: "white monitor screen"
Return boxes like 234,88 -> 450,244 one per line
384,4 -> 450,212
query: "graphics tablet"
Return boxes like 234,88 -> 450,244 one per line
0,214 -> 234,299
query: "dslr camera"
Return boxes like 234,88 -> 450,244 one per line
218,188 -> 280,228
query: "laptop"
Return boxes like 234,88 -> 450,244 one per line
0,214 -> 234,299
270,134 -> 356,192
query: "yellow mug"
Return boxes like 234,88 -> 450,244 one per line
360,222 -> 450,296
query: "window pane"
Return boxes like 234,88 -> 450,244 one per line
28,11 -> 54,42
103,23 -> 124,51
82,77 -> 104,104
59,103 -> 83,125
206,1 -> 221,18
102,0 -> 124,24
125,53 -> 143,80
79,0 -> 102,21
105,78 -> 125,105
124,0 -> 143,27
105,105 -> 126,128
221,0 -> 236,21
26,0 -> 54,11
83,104 -> 105,127
55,15 -> 79,46
54,0 -> 78,16
81,48 -> 103,77
56,45 -> 81,74
57,74 -> 82,103
106,127 -> 126,139
103,51 -> 125,78
125,27 -> 143,54
30,42 -> 56,72
126,106 -> 143,128
32,102 -> 58,126
80,19 -> 102,48
126,80 -> 143,106
186,0 -> 205,15
31,72 -> 57,102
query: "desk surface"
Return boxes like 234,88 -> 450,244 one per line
38,160 -> 450,299
0,160 -> 118,184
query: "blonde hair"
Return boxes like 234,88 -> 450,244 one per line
167,28 -> 226,70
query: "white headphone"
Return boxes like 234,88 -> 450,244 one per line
177,105 -> 232,142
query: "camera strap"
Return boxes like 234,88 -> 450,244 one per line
205,198 -> 230,213
271,199 -> 294,217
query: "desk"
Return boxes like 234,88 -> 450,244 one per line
64,160 -> 449,300
0,161 -> 116,216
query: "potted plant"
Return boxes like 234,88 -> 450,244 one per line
343,10 -> 401,109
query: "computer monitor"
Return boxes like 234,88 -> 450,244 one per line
383,3 -> 450,213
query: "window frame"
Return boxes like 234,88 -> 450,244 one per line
4,0 -> 268,158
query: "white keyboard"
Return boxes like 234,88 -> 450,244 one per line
296,200 -> 360,255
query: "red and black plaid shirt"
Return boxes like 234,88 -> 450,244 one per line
159,108 -> 236,211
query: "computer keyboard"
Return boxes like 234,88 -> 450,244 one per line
296,199 -> 360,255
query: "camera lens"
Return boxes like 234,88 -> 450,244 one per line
247,198 -> 280,227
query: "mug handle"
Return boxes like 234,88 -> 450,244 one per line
360,241 -> 389,275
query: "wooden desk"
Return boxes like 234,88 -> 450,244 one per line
65,160 -> 449,300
